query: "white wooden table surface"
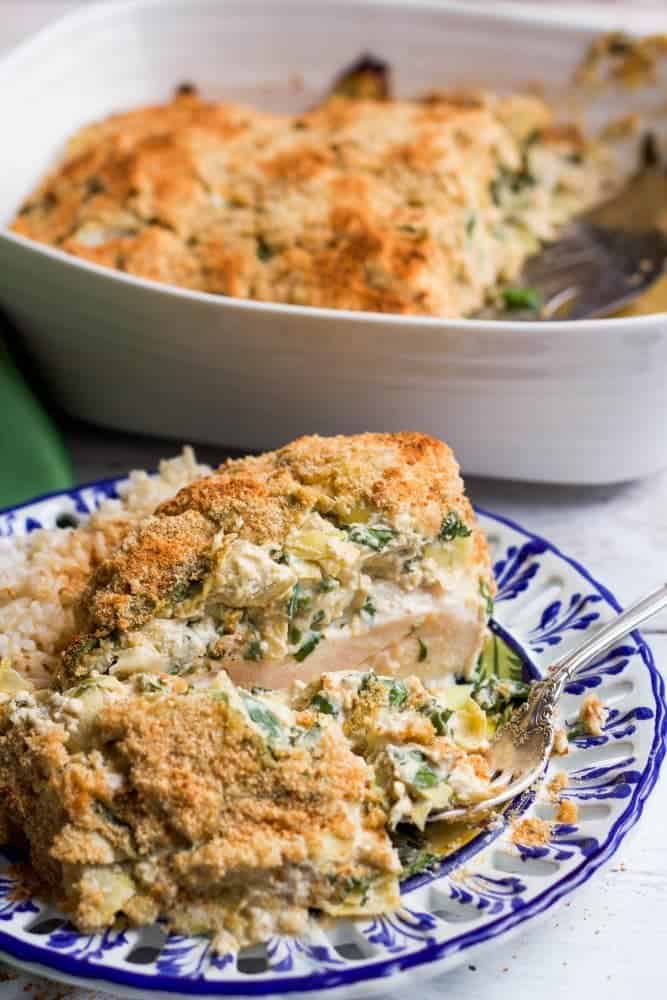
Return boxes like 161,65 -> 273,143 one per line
0,2 -> 665,998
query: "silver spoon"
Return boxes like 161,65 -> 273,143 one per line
428,582 -> 667,825
479,167 -> 667,321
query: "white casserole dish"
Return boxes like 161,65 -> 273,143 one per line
0,0 -> 665,485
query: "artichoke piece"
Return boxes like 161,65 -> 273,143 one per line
0,660 -> 32,699
449,697 -> 488,751
69,866 -> 136,928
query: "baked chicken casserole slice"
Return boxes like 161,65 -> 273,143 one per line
12,85 -> 615,316
0,672 -> 400,952
0,432 -> 512,951
61,432 -> 493,690
0,654 -> 512,949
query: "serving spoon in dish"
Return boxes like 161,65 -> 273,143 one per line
428,581 -> 667,824
481,166 -> 667,321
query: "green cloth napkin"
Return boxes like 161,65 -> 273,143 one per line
0,338 -> 73,509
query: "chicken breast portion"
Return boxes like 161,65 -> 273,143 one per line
61,432 -> 493,690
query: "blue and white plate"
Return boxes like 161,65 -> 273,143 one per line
0,482 -> 664,998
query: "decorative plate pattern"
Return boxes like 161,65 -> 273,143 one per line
0,484 -> 664,998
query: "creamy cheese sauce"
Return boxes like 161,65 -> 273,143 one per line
75,513 -> 488,693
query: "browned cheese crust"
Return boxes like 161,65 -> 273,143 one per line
0,691 -> 394,942
12,89 -> 609,316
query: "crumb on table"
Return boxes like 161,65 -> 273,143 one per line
556,799 -> 579,825
579,693 -> 608,737
552,728 -> 569,756
510,816 -> 552,848
548,771 -> 568,798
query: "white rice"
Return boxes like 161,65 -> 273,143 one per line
0,448 -> 211,687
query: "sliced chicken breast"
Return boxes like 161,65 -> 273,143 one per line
61,432 -> 493,690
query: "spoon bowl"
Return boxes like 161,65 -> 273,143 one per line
480,167 -> 667,321
428,581 -> 667,824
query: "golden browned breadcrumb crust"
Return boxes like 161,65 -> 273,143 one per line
0,692 -> 394,940
62,432 -> 489,679
11,89 -> 609,316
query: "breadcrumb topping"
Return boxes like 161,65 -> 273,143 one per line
12,88 -> 614,317
0,683 -> 399,948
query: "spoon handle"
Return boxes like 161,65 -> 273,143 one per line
548,582 -> 667,697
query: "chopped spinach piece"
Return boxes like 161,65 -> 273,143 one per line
567,722 -> 588,742
336,875 -> 373,906
417,638 -> 428,662
345,524 -> 396,551
399,847 -> 438,879
502,161 -> 536,193
490,162 -> 536,205
438,512 -> 472,542
358,671 -> 373,693
311,609 -> 326,630
287,583 -> 311,620
428,707 -> 453,736
502,286 -> 541,311
479,579 -> 494,617
244,638 -> 264,661
465,213 -> 476,236
70,676 -> 104,697
362,597 -> 376,618
393,828 -> 440,878
387,680 -> 408,709
294,632 -> 323,662
471,633 -> 530,724
256,237 -> 275,261
393,748 -> 441,789
319,575 -> 338,593
358,673 -> 407,709
288,624 -> 302,645
310,692 -> 339,716
413,763 -> 440,789
242,695 -> 283,742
